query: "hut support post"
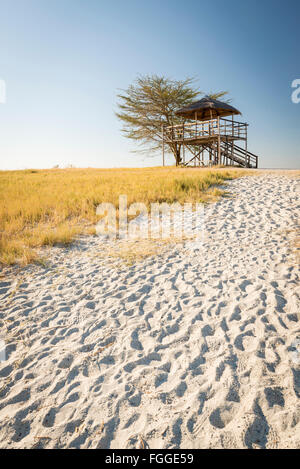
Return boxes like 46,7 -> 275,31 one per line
162,125 -> 165,166
217,116 -> 221,165
231,116 -> 234,164
182,123 -> 185,165
208,121 -> 212,166
245,125 -> 248,167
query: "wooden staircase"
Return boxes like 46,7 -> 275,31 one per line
220,141 -> 258,168
201,140 -> 258,168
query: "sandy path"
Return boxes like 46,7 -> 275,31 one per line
0,173 -> 299,449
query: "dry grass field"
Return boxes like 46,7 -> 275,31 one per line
0,167 -> 244,265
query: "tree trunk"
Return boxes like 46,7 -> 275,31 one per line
167,143 -> 182,166
175,144 -> 182,166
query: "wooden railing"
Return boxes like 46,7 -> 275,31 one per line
222,141 -> 258,168
164,117 -> 248,142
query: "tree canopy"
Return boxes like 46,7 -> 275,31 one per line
116,75 -> 228,165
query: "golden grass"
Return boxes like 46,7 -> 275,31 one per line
0,167 -> 246,265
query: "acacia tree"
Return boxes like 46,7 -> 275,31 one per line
116,75 -> 227,165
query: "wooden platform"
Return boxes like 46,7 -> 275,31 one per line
165,134 -> 245,145
162,117 -> 258,168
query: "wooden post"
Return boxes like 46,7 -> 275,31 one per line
209,112 -> 212,166
231,115 -> 234,164
217,116 -> 221,165
182,123 -> 185,165
245,125 -> 248,167
162,125 -> 165,166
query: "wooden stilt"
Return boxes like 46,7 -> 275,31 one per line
245,125 -> 248,167
162,125 -> 165,166
217,116 -> 221,165
182,123 -> 185,165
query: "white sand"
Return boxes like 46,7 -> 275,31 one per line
0,172 -> 299,449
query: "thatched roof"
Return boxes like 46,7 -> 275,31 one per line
175,97 -> 241,121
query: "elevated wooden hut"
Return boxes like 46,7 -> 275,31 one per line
162,97 -> 258,168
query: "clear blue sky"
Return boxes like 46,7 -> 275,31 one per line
0,0 -> 299,169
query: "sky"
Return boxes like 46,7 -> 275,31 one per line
0,0 -> 299,170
